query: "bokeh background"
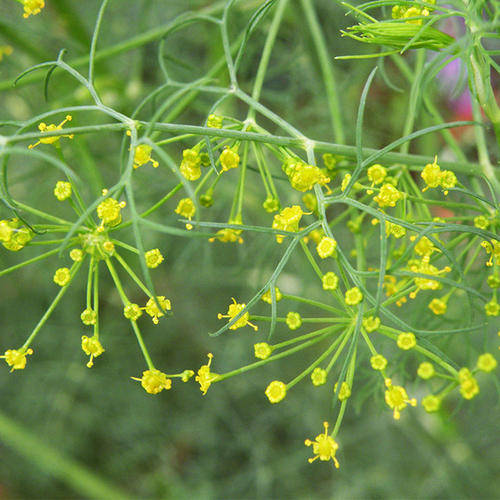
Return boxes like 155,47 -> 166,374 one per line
0,1 -> 499,498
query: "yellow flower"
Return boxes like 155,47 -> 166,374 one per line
474,216 -> 489,230
367,164 -> 387,185
261,287 -> 283,304
334,382 -> 351,401
123,303 -> 143,321
397,332 -> 416,350
195,353 -> 219,395
373,183 -> 403,208
53,267 -> 71,286
370,354 -> 387,371
181,369 -> 195,382
218,298 -> 258,331
263,197 -> 280,213
476,353 -> 497,373
22,0 -> 45,18
440,170 -> 457,195
219,146 -> 240,172
287,162 -> 331,192
207,114 -> 223,128
363,316 -> 380,333
53,181 -> 72,201
80,308 -> 97,326
286,311 -> 302,330
145,248 -> 164,269
304,422 -> 340,468
144,296 -> 171,325
428,298 -> 447,315
413,236 -> 438,257
209,227 -> 244,244
0,45 -> 13,61
316,237 -> 337,259
265,380 -> 287,403
384,378 -> 417,420
28,115 -> 73,148
254,342 -> 272,360
417,362 -> 435,379
421,156 -> 441,191
175,198 -> 196,230
97,197 -> 126,227
386,222 -> 406,239
180,148 -> 202,181
322,272 -> 339,291
0,220 -> 13,243
2,221 -> 33,251
132,369 -> 172,394
311,367 -> 327,386
81,335 -> 105,368
1,348 -> 33,371
272,205 -> 306,243
458,368 -> 480,400
422,395 -> 440,413
69,248 -> 84,262
345,287 -> 363,306
341,174 -> 351,192
133,144 -> 158,169
322,153 -> 337,170
485,298 -> 499,316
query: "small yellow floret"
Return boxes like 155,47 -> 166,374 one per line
1,348 -> 33,371
272,205 -> 306,243
417,362 -> 435,379
334,382 -> 351,401
397,332 -> 416,350
476,353 -> 497,373
124,303 -> 143,321
0,220 -> 13,243
195,353 -> 219,395
53,267 -> 71,286
363,316 -> 380,333
421,156 -> 441,191
458,368 -> 480,400
265,380 -> 287,403
345,287 -> 363,306
422,394 -> 440,413
97,197 -> 126,227
311,367 -> 327,386
144,296 -> 171,325
80,308 -> 97,326
180,149 -> 202,181
207,114 -> 223,128
485,298 -> 499,316
81,335 -> 105,368
428,298 -> 447,315
175,198 -> 196,229
367,164 -> 387,185
54,181 -> 72,201
286,311 -> 302,330
145,248 -> 164,269
219,146 -> 240,172
304,422 -> 340,468
22,0 -> 45,18
133,144 -> 158,169
218,298 -> 257,331
261,287 -> 283,304
132,369 -> 172,394
28,115 -> 73,148
373,183 -> 402,208
69,248 -> 84,262
316,237 -> 337,259
384,379 -> 417,420
254,342 -> 272,360
322,272 -> 339,291
370,354 -> 387,371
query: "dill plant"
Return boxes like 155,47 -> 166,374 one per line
0,0 -> 498,474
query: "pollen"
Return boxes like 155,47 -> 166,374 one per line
145,248 -> 164,269
132,369 -> 172,394
54,181 -> 72,201
265,380 -> 287,403
218,298 -> 258,331
304,422 -> 340,468
1,348 -> 33,371
53,267 -> 71,286
28,115 -> 73,148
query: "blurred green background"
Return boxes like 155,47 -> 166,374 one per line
0,1 -> 499,498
